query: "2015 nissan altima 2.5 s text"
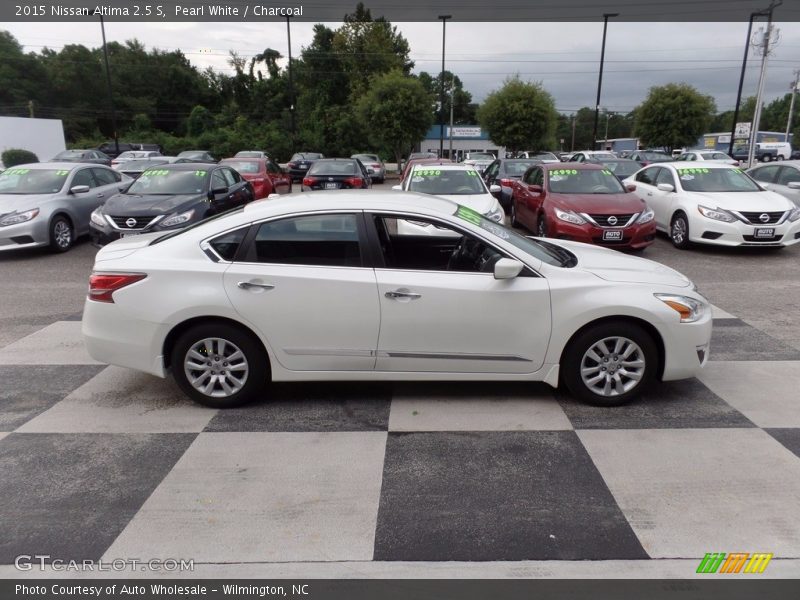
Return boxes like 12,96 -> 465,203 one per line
81,190 -> 712,409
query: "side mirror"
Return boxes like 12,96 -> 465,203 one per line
489,184 -> 501,194
656,183 -> 674,192
210,186 -> 229,196
494,258 -> 524,280
267,193 -> 281,199
70,185 -> 90,194
760,182 -> 771,190
625,184 -> 637,192
787,182 -> 800,190
391,184 -> 402,191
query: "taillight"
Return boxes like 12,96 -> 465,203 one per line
371,163 -> 381,169
344,177 -> 363,187
88,273 -> 147,303
288,162 -> 297,168
303,177 -> 317,187
499,178 -> 514,187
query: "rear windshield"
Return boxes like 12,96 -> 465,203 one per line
308,160 -> 357,176
408,168 -> 486,195
222,160 -> 261,174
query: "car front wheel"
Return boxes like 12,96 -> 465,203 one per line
670,212 -> 691,249
562,321 -> 657,406
537,214 -> 548,237
49,216 -> 73,253
171,323 -> 268,408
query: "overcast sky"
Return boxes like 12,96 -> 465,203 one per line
3,20 -> 799,117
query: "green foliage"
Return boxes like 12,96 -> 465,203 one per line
187,105 -> 214,137
418,71 -> 477,125
634,83 -> 716,152
477,77 -> 558,153
357,71 -> 434,165
1,148 -> 38,167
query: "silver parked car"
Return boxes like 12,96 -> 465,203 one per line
352,153 -> 386,183
747,161 -> 800,207
0,162 -> 130,253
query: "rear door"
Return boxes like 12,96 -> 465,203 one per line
223,212 -> 380,372
267,160 -> 291,193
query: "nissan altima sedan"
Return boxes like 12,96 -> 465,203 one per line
0,162 -> 129,252
624,162 -> 800,248
82,191 -> 711,409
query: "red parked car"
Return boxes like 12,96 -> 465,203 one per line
220,157 -> 292,199
510,163 -> 657,251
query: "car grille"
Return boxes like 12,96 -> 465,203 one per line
588,213 -> 635,227
738,211 -> 786,225
109,216 -> 158,230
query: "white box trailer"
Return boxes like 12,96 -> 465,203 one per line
0,116 -> 67,167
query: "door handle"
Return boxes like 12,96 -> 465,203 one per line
96,193 -> 104,198
647,192 -> 653,196
237,281 -> 275,290
385,290 -> 421,300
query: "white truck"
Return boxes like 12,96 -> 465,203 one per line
0,116 -> 67,168
756,142 -> 792,161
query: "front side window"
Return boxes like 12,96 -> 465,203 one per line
777,167 -> 800,186
655,168 -> 675,188
248,214 -> 362,267
635,167 -> 659,186
211,170 -> 228,191
72,169 -> 96,189
92,167 -> 120,186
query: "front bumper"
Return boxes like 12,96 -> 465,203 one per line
90,218 -> 186,247
660,309 -> 713,381
0,217 -> 49,251
548,218 -> 657,250
690,216 -> 800,247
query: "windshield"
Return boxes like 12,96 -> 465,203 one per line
54,150 -> 85,159
505,160 -> 538,175
600,161 -> 640,177
291,153 -> 323,161
178,151 -> 207,159
453,205 -> 573,267
126,168 -> 209,195
408,168 -> 486,195
0,167 -> 70,194
547,168 -> 626,194
221,160 -> 261,174
308,160 -> 357,176
703,152 -> 731,160
642,152 -> 670,160
118,159 -> 167,171
676,167 -> 761,192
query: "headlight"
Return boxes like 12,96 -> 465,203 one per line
90,209 -> 106,227
0,208 -> 39,227
637,207 -> 655,224
160,209 -> 195,228
655,293 -> 706,323
554,207 -> 586,225
485,204 -> 505,223
697,205 -> 736,223
788,207 -> 800,222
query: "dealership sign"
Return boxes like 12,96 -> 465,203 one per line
446,127 -> 482,138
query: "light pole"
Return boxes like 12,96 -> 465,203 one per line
592,13 -> 618,150
604,110 -> 612,148
286,15 -> 296,149
786,70 -> 799,141
438,15 -> 451,157
449,76 -> 455,159
99,14 -> 119,156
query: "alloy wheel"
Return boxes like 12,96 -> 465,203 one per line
183,337 -> 249,398
53,220 -> 72,249
671,217 -> 687,245
580,336 -> 645,397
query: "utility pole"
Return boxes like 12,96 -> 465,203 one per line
786,69 -> 799,141
99,14 -> 119,157
286,15 -> 296,150
28,100 -> 34,118
729,10 -> 762,157
570,114 -> 576,152
438,15 -> 452,158
748,0 -> 782,167
448,76 -> 454,159
592,13 -> 618,150
604,110 -> 612,148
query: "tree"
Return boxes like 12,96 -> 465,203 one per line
476,77 -> 558,154
419,70 -> 477,125
357,71 -> 433,166
634,83 -> 716,153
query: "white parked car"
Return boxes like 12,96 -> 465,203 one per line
624,162 -> 800,248
82,192 -> 712,409
569,151 -> 618,163
747,161 -> 800,207
462,152 -> 496,173
675,150 -> 739,166
111,151 -> 161,169
392,164 -> 504,235
517,151 -> 560,163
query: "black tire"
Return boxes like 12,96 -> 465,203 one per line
761,154 -> 772,162
49,215 -> 73,253
562,321 -> 658,406
510,200 -> 520,228
669,211 -> 691,249
171,323 -> 269,408
537,214 -> 548,238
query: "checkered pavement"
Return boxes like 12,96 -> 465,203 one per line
0,309 -> 799,575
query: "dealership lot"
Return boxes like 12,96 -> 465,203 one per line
1,200 -> 800,577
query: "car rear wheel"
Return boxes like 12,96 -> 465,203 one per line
171,323 -> 268,408
562,321 -> 657,406
49,216 -> 73,253
670,212 -> 691,249
761,154 -> 772,162
537,214 -> 548,237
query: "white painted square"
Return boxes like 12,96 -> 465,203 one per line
0,433 -> 8,441
104,432 -> 387,562
17,366 -> 216,433
697,361 -> 800,428
578,429 -> 800,558
711,304 -> 736,320
0,321 -> 102,365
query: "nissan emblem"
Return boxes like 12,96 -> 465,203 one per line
759,213 -> 770,223
126,218 -> 137,228
607,216 -> 618,225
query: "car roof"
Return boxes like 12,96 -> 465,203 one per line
657,161 -> 732,169
221,157 -> 262,162
22,162 -> 93,170
544,162 -> 603,171
410,163 -> 478,171
145,162 -> 217,171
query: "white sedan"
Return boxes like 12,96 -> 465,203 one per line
624,162 -> 800,248
674,150 -> 739,166
82,191 -> 711,409
392,164 -> 504,235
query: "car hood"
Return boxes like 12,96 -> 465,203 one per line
0,193 -> 60,214
100,192 -> 203,215
436,193 -> 497,214
551,192 -> 647,213
683,190 -> 793,212
549,239 -> 692,287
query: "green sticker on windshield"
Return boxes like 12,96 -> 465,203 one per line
55,170 -> 69,176
677,168 -> 710,174
415,169 -> 441,177
602,169 -> 613,176
194,170 -> 207,177
3,168 -> 31,176
141,169 -> 170,177
551,169 -> 579,176
456,205 -> 482,225
466,170 -> 479,177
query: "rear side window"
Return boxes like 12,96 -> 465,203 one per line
92,167 -> 120,185
635,167 -> 659,186
777,167 -> 800,186
207,227 -> 248,261
247,214 -> 362,267
750,165 -> 780,183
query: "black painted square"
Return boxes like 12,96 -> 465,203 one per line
558,379 -> 754,430
204,382 -> 391,432
765,428 -> 800,460
710,319 -> 800,361
0,433 -> 196,563
374,431 -> 648,561
0,365 -> 105,431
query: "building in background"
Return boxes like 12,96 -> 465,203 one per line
417,125 -> 505,161
0,116 -> 66,165
698,130 -> 793,153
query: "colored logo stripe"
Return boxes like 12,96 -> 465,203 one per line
697,552 -> 772,574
